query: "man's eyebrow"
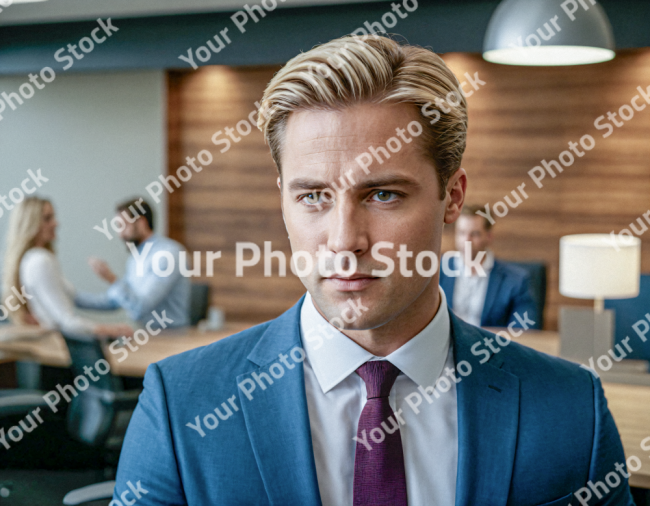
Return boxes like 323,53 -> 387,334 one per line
357,176 -> 421,190
286,175 -> 421,192
287,178 -> 327,191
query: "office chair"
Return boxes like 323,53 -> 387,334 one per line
0,378 -> 77,471
0,333 -> 141,505
605,273 -> 650,368
190,282 -> 211,326
0,388 -> 50,418
508,260 -> 547,330
62,334 -> 140,453
60,333 -> 141,505
0,276 -> 42,392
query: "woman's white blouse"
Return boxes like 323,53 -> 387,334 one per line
20,247 -> 96,336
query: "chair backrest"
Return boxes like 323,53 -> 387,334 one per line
190,283 -> 211,326
62,335 -> 118,391
507,260 -> 547,329
605,273 -> 650,361
60,334 -> 122,446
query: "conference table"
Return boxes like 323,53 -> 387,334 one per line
0,324 -> 649,489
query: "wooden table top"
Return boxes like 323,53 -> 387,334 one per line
0,323 -> 252,376
0,324 -> 648,488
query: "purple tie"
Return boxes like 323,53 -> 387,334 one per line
353,361 -> 408,506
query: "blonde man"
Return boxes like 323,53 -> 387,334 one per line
114,35 -> 632,506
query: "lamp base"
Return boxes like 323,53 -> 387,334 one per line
559,307 -> 613,362
559,306 -> 650,385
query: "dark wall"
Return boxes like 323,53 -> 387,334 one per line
0,0 -> 649,75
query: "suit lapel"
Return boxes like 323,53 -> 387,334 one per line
237,296 -> 322,506
452,313 -> 520,506
481,262 -> 504,326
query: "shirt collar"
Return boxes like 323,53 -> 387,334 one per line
136,233 -> 157,252
299,288 -> 451,394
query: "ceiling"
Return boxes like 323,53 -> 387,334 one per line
0,0 -> 390,26
1,0 -> 648,75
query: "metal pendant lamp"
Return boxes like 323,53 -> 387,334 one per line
483,0 -> 615,66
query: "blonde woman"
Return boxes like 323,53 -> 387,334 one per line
2,196 -> 132,338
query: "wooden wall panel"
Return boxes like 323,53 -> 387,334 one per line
168,49 -> 650,328
167,66 -> 305,322
443,49 -> 650,329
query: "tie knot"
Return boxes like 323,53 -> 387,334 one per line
356,361 -> 401,399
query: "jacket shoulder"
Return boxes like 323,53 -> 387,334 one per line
459,319 -> 594,394
504,337 -> 592,385
154,320 -> 273,381
493,260 -> 531,283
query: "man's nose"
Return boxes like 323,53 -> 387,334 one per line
326,197 -> 368,258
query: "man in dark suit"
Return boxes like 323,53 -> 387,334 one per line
440,205 -> 540,329
112,34 -> 633,506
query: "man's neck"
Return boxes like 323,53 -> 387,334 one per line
332,283 -> 440,357
466,249 -> 490,277
134,230 -> 154,248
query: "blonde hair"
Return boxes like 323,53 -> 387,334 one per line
257,34 -> 468,199
2,196 -> 52,323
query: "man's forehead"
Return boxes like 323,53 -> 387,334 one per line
286,134 -> 367,169
457,215 -> 486,229
282,103 -> 422,166
286,104 -> 419,141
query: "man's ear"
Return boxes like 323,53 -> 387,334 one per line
485,228 -> 494,246
444,168 -> 467,225
277,176 -> 283,212
136,215 -> 147,232
277,176 -> 288,233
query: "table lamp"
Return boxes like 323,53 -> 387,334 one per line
559,234 -> 640,364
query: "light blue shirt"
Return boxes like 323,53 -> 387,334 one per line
76,234 -> 190,328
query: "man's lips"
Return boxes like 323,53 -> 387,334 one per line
324,274 -> 378,291
327,274 -> 375,280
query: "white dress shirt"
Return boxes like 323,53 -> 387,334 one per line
75,234 -> 191,327
452,250 -> 495,326
300,288 -> 458,506
20,247 -> 97,335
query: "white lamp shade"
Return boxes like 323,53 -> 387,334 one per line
483,0 -> 615,66
559,234 -> 641,299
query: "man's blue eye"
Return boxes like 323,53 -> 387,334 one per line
374,191 -> 393,202
304,193 -> 320,204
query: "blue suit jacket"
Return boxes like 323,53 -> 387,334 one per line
113,295 -> 633,506
440,258 -> 540,329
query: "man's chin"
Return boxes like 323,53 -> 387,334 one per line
333,315 -> 391,332
311,291 -> 397,332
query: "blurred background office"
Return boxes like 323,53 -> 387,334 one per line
1,0 -> 650,504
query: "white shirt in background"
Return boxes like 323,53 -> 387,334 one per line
452,249 -> 494,327
300,288 -> 457,506
20,247 -> 97,335
75,233 -> 191,328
